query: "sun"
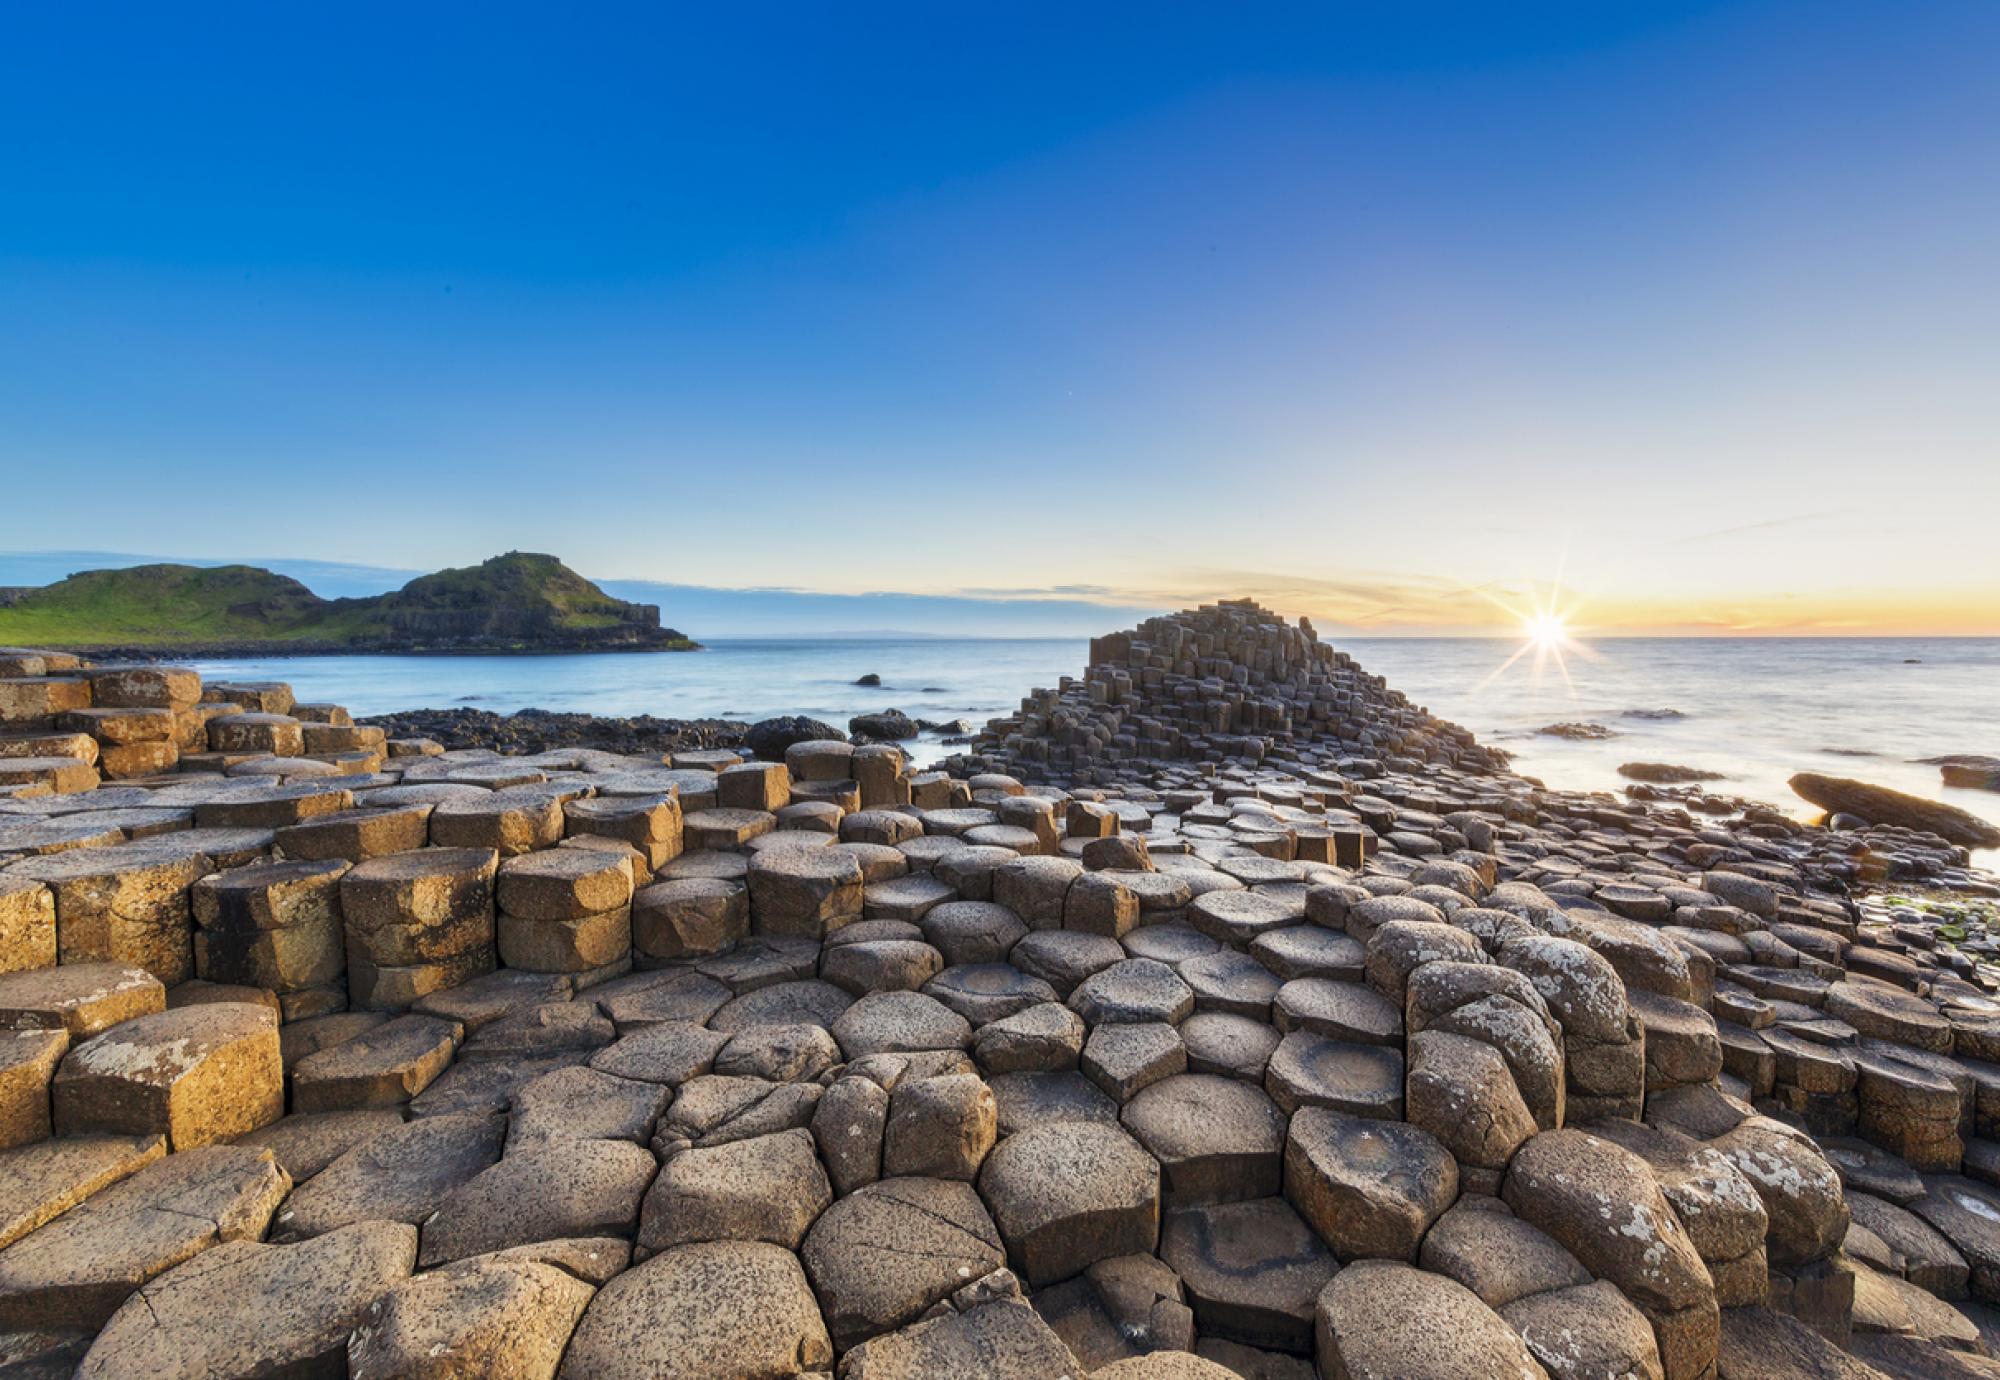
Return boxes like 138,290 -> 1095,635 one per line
1525,612 -> 1568,649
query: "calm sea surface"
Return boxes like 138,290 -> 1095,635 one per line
191,636 -> 2000,854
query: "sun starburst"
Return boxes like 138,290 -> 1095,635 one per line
1471,560 -> 1598,695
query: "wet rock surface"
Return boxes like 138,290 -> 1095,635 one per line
0,603 -> 1997,1376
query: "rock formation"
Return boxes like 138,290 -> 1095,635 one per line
0,604 -> 1996,1378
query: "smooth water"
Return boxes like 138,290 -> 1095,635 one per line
190,635 -> 2000,849
1352,637 -> 2000,851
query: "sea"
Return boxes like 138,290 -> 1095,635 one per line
188,636 -> 2000,860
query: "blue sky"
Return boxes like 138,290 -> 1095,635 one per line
3,3 -> 1996,634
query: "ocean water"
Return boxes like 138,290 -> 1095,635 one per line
189,635 -> 2000,852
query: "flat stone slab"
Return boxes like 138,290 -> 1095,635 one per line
833,989 -> 973,1059
1180,950 -> 1284,1020
77,1220 -> 416,1379
922,963 -> 1057,1026
637,1127 -> 829,1254
0,962 -> 165,1038
801,1175 -> 1006,1349
978,1120 -> 1161,1286
419,1138 -> 657,1266
837,1297 -> 1080,1379
509,1065 -> 671,1149
709,978 -> 853,1034
1181,1012 -> 1282,1084
593,968 -> 732,1032
1070,958 -> 1196,1026
0,1144 -> 289,1331
1264,1031 -> 1404,1118
290,1013 -> 461,1111
557,1240 -> 832,1380
412,967 -> 573,1030
0,1132 -> 165,1250
1162,1196 -> 1338,1353
1084,1021 -> 1187,1103
589,1020 -> 730,1086
1122,1073 -> 1287,1208
1273,978 -> 1401,1045
989,1071 -> 1120,1139
271,1112 -> 502,1242
232,1109 -> 402,1184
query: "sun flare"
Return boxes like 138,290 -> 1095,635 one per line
1525,613 -> 1569,649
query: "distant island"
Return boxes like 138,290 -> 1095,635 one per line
0,551 -> 699,656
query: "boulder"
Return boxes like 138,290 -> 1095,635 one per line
1788,773 -> 2000,849
1504,1129 -> 1720,1380
52,1001 -> 281,1149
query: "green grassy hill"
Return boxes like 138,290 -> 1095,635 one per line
0,552 -> 696,652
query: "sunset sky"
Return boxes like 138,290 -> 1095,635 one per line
3,3 -> 1995,635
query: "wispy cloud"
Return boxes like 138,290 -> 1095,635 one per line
1675,510 -> 1848,544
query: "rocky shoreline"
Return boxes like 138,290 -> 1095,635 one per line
2,604 -> 2000,1378
34,636 -> 703,660
358,707 -> 751,758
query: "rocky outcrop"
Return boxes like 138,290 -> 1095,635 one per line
1791,772 -> 2000,849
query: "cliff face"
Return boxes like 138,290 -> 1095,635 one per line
0,552 -> 694,653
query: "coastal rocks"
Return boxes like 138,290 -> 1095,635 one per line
3,610 -> 2000,1374
1538,722 -> 1617,740
1790,772 -> 2000,849
849,709 -> 917,741
359,707 -> 749,758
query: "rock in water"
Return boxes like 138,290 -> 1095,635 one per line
855,674 -> 882,687
1617,763 -> 1726,784
1934,756 -> 2000,791
1537,722 -> 1617,740
849,709 -> 917,741
1789,772 -> 2000,849
746,716 -> 847,760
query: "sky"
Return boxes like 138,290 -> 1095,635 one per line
2,2 -> 1996,636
